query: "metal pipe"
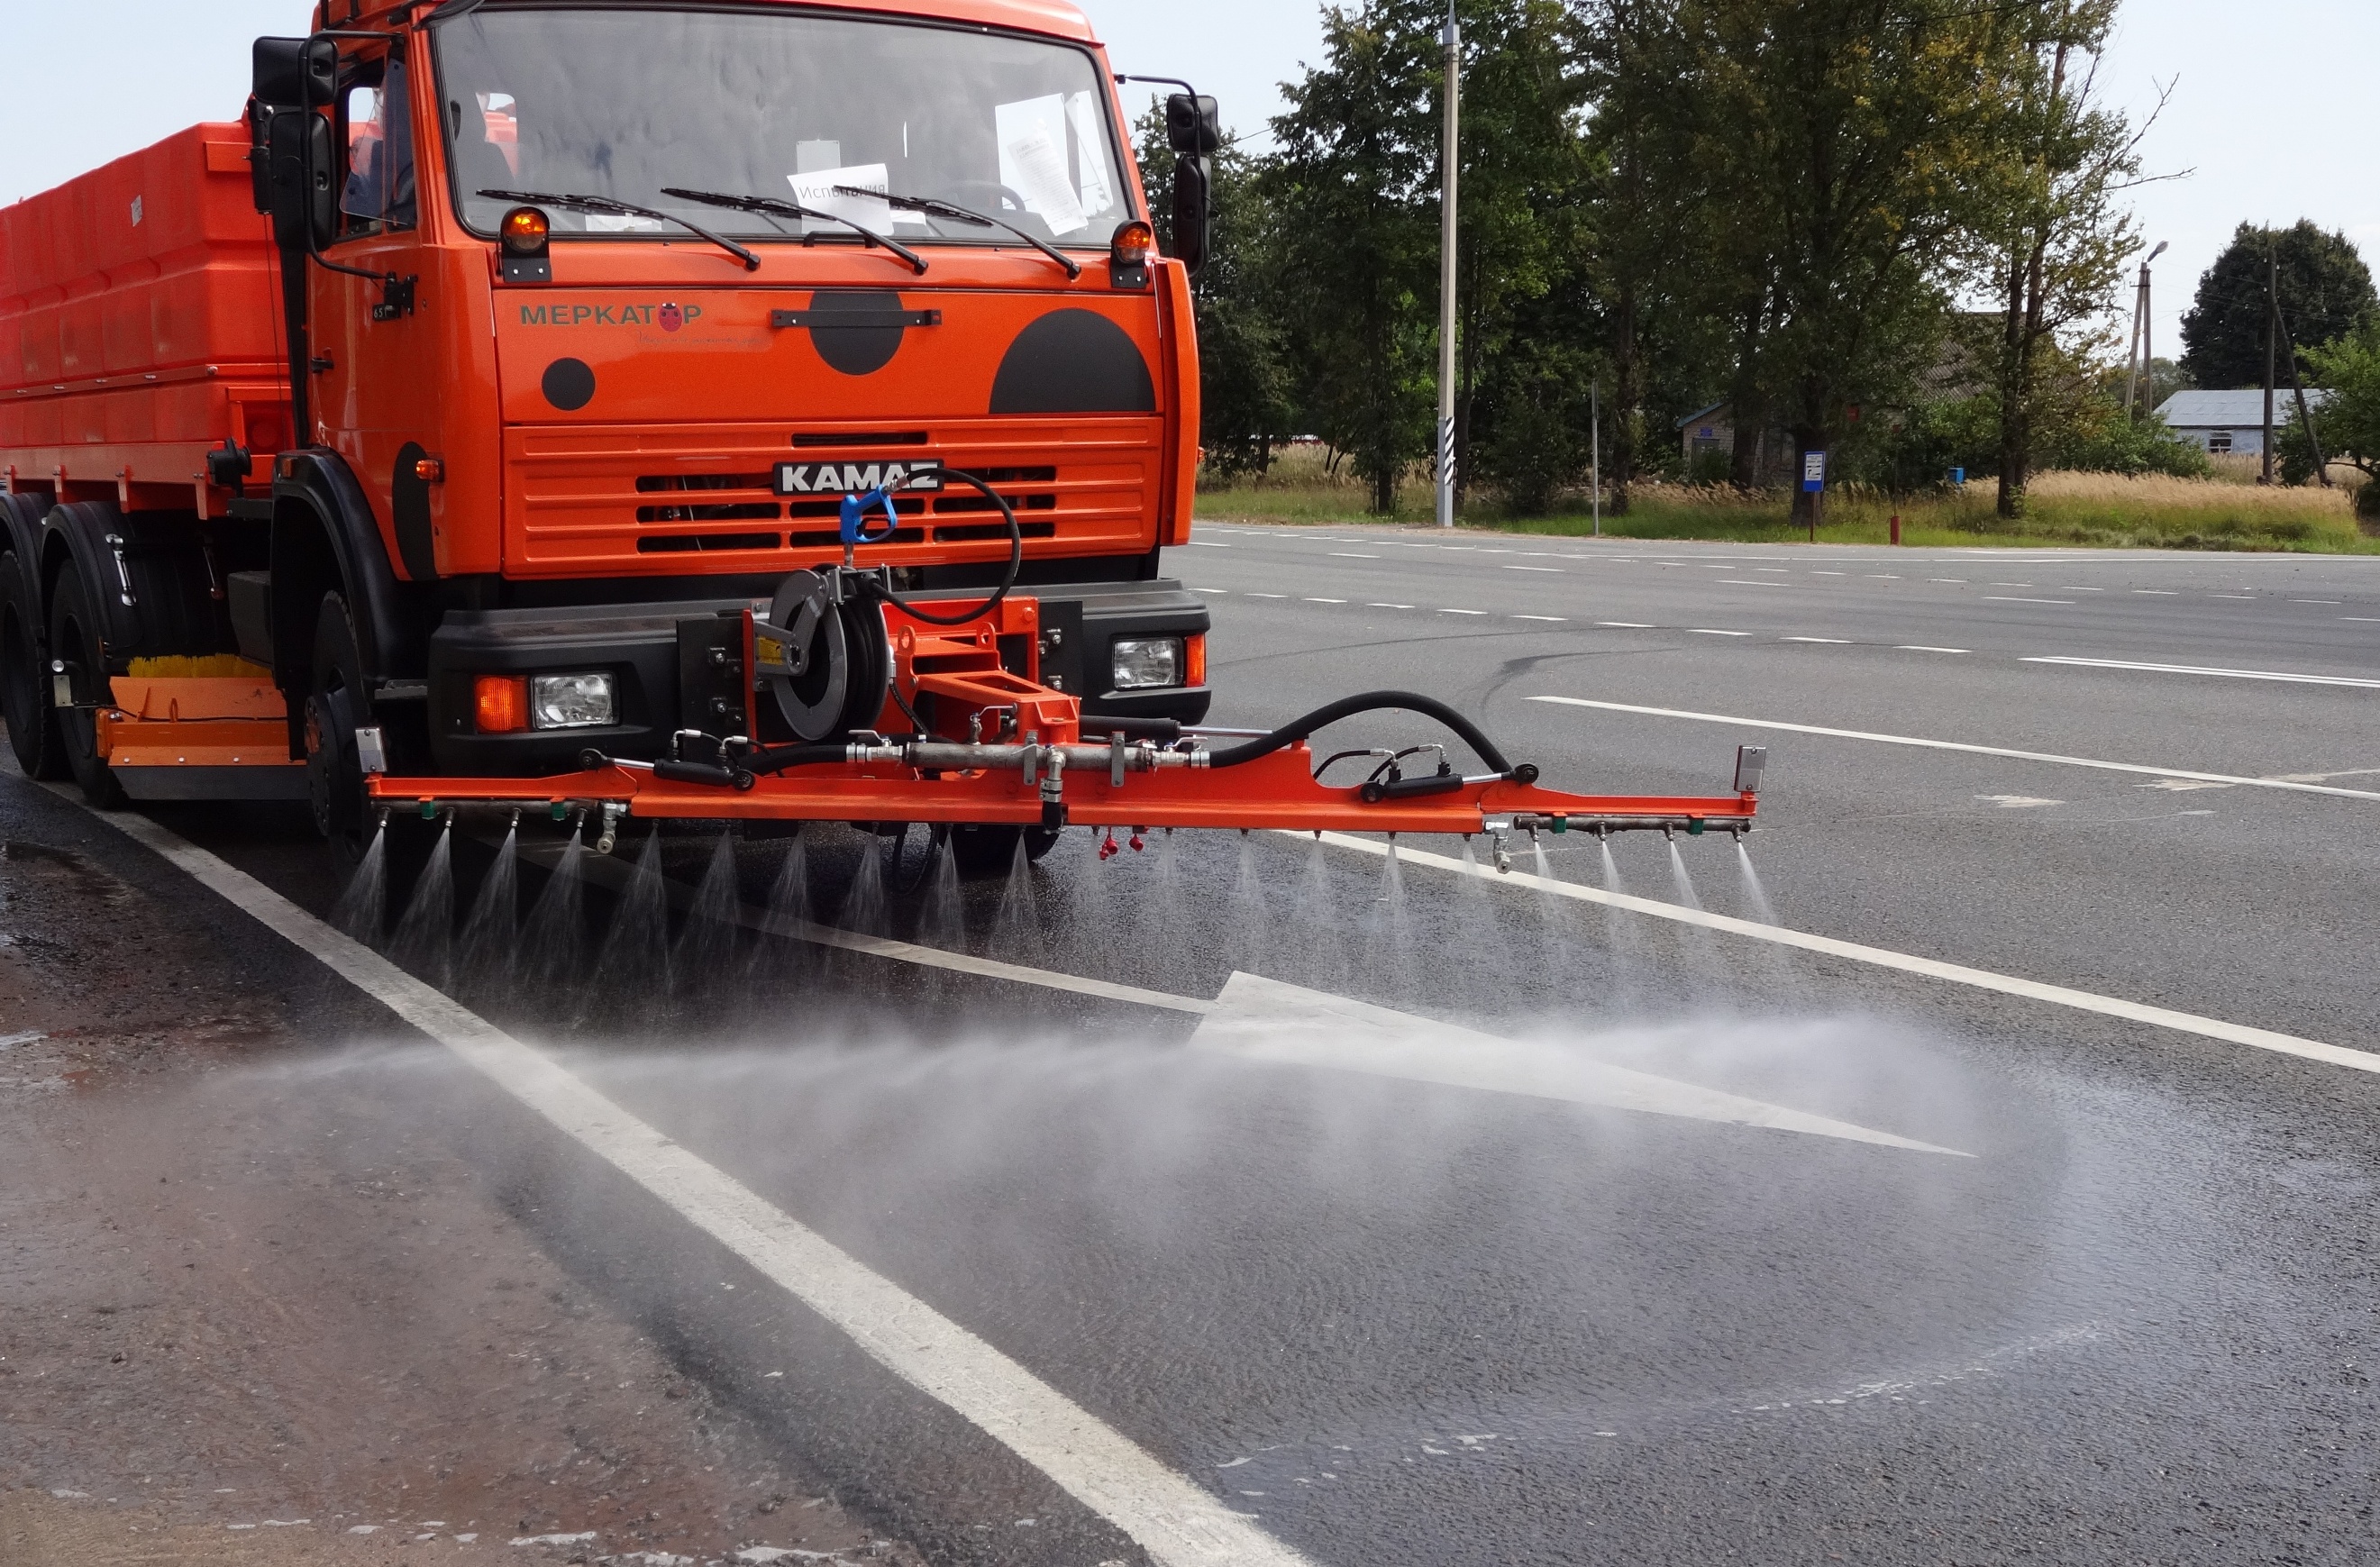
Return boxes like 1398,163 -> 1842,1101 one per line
1435,0 -> 1460,530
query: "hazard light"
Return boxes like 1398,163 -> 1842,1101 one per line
499,205 -> 552,283
1110,219 -> 1155,269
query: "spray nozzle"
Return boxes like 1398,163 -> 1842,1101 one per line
596,801 -> 625,856
1099,830 -> 1121,861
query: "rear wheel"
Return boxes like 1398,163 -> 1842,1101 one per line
47,560 -> 123,806
305,592 -> 377,872
0,553 -> 65,779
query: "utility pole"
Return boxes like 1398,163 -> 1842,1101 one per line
1435,0 -> 1460,531
1591,378 -> 1600,538
2263,248 -> 2278,486
2125,241 -> 2167,415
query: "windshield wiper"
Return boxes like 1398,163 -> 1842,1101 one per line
478,189 -> 760,271
660,188 -> 927,277
835,186 -> 1083,280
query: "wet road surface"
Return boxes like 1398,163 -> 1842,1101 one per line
5,525 -> 2378,1565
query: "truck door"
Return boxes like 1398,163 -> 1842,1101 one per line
315,40 -> 446,585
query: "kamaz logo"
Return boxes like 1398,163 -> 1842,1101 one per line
773,459 -> 944,496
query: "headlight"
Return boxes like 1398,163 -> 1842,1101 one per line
529,671 -> 616,730
1110,637 -> 1183,690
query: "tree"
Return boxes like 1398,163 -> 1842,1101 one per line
1135,113 -> 1299,478
1978,0 -> 2148,518
1265,7 -> 1442,514
2179,221 -> 2377,391
2277,319 -> 2380,518
1676,0 -> 2020,528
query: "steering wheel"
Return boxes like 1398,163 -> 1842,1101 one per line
946,179 -> 1033,218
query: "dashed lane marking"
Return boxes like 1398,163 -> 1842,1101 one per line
1720,580 -> 1792,588
2022,656 -> 2380,690
1367,603 -> 1415,609
1327,553 -> 1378,560
61,804 -> 1316,1567
1439,608 -> 1488,615
1686,629 -> 1751,636
1308,830 -> 2380,1080
1984,597 -> 2074,605
1783,637 -> 1850,643
1245,593 -> 1287,598
1503,565 -> 1563,572
1526,695 -> 2380,803
2132,589 -> 2177,595
1598,621 -> 1656,628
1896,646 -> 1969,654
1302,597 -> 1346,605
1510,615 -> 1569,623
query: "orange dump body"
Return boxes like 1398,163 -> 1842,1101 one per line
0,123 -> 287,508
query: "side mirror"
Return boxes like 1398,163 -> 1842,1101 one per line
1164,93 -> 1221,156
263,106 -> 338,251
1169,155 -> 1212,280
252,36 -> 307,109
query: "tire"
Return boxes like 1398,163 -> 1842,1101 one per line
304,592 -> 377,872
0,552 -> 65,779
46,560 -> 123,806
947,823 -> 1063,879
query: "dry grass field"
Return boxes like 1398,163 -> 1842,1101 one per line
1199,444 -> 2377,552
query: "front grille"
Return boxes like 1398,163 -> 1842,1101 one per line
638,532 -> 780,553
636,502 -> 780,524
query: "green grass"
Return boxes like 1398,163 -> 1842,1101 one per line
1196,468 -> 2380,553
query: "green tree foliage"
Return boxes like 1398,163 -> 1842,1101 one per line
1977,0 -> 2146,518
1263,6 -> 1443,513
1135,112 -> 1298,478
2180,221 -> 2377,391
2277,320 -> 2380,515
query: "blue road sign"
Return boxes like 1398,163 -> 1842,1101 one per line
1802,451 -> 1828,493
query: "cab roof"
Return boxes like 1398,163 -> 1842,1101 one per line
320,0 -> 1097,45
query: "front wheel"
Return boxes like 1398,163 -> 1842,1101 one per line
305,591 -> 377,873
46,560 -> 123,806
0,552 -> 65,779
948,823 -> 1062,879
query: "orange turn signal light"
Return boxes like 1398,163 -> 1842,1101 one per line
500,205 -> 550,257
413,457 -> 444,483
1110,219 -> 1156,269
474,675 -> 529,733
1185,632 -> 1208,688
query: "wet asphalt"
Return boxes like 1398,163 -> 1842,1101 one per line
13,525 -> 2380,1565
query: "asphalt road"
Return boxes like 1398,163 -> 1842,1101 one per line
9,524 -> 2379,1566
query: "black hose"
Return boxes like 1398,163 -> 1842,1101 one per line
742,742 -> 853,777
1081,715 -> 1182,743
1204,691 -> 1518,775
863,468 -> 1023,627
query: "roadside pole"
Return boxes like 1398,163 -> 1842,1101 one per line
1591,377 -> 1601,537
2263,248 -> 2277,486
1435,1 -> 1460,530
1803,449 -> 1827,543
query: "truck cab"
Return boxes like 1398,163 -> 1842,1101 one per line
263,0 -> 1209,792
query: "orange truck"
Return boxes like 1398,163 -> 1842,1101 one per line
1,0 -> 1226,852
3,0 -> 1759,876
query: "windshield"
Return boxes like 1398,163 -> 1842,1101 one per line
432,6 -> 1133,249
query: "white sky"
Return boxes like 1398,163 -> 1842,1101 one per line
6,1 -> 2368,360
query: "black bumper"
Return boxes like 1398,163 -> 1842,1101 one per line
424,579 -> 1211,775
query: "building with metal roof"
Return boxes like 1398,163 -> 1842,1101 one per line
2155,389 -> 2330,456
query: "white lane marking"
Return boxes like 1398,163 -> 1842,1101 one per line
1439,608 -> 1488,615
2058,586 -> 2104,592
1720,580 -> 1791,588
1196,975 -> 1965,1156
2022,656 -> 2380,691
1812,571 -> 1847,576
1978,795 -> 2062,808
1865,575 -> 1901,579
1188,542 -> 1230,548
1755,568 -> 1791,574
2210,595 -> 2256,600
1367,603 -> 1415,610
1245,593 -> 1287,599
1307,832 -> 2380,1079
1991,583 -> 2034,588
1192,588 -> 1228,594
2346,617 -> 2380,624
74,808 -> 1312,1567
1896,645 -> 1968,654
1302,597 -> 1346,605
2266,767 -> 2380,784
2139,778 -> 2231,792
1525,696 -> 2380,803
1503,565 -> 1563,572
1598,621 -> 1656,628
1929,579 -> 1967,584
1783,637 -> 1851,643
1686,629 -> 1750,636
2292,600 -> 2342,605
1511,615 -> 1569,622
1984,597 -> 2074,605
2132,589 -> 2177,595
1327,553 -> 1378,560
